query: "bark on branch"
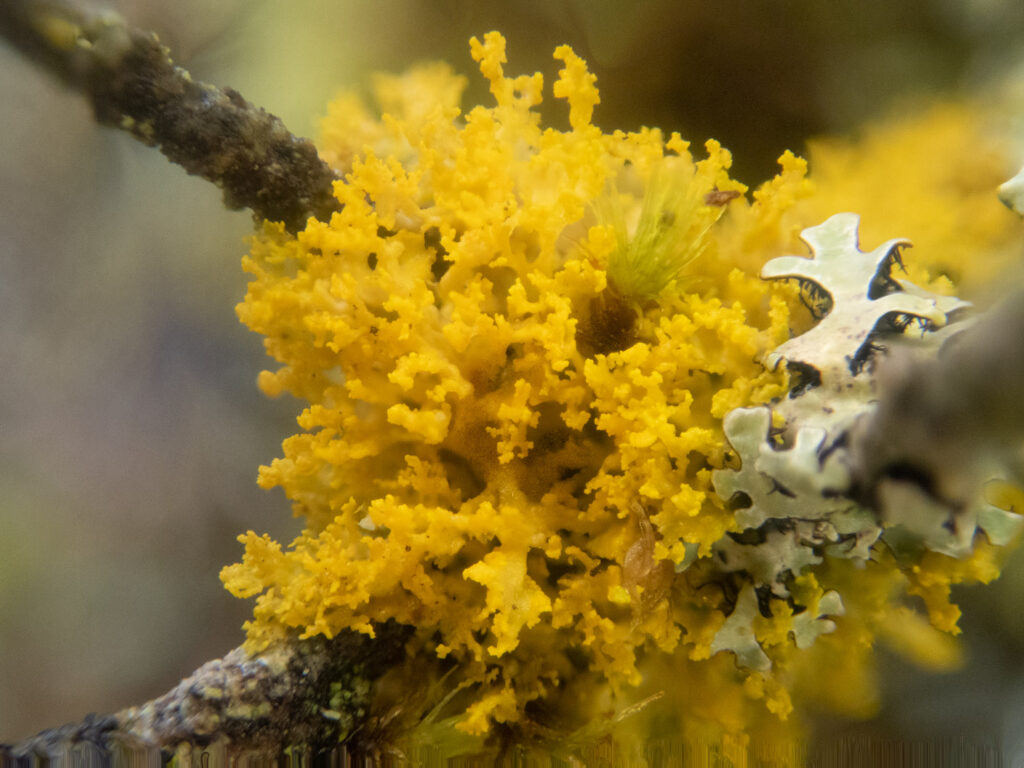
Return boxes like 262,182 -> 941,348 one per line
848,289 -> 1024,511
1,625 -> 412,762
0,0 -> 342,232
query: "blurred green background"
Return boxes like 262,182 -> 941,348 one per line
2,0 -> 1024,758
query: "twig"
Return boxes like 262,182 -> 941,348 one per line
1,625 -> 411,759
3,1 -> 1023,757
848,290 -> 1024,510
0,0 -> 342,232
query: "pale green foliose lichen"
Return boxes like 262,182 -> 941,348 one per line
710,213 -> 1024,668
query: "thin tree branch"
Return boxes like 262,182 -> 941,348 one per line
848,289 -> 1024,511
1,625 -> 412,760
0,0 -> 342,233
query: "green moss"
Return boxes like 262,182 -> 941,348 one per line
602,170 -> 718,302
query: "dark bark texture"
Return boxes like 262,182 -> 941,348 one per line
1,624 -> 411,762
0,0 -> 342,233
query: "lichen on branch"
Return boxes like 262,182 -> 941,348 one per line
219,31 -> 1024,753
4,7 -> 1024,762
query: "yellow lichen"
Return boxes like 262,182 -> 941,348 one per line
221,30 -> 1022,753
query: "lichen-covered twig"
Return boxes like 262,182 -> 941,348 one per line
1,625 -> 411,761
848,289 -> 1024,511
844,175 -> 1024,512
0,0 -> 342,232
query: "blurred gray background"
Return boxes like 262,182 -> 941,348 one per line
2,0 -> 1024,757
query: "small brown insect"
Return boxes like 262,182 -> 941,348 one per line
704,188 -> 742,207
623,501 -> 674,615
